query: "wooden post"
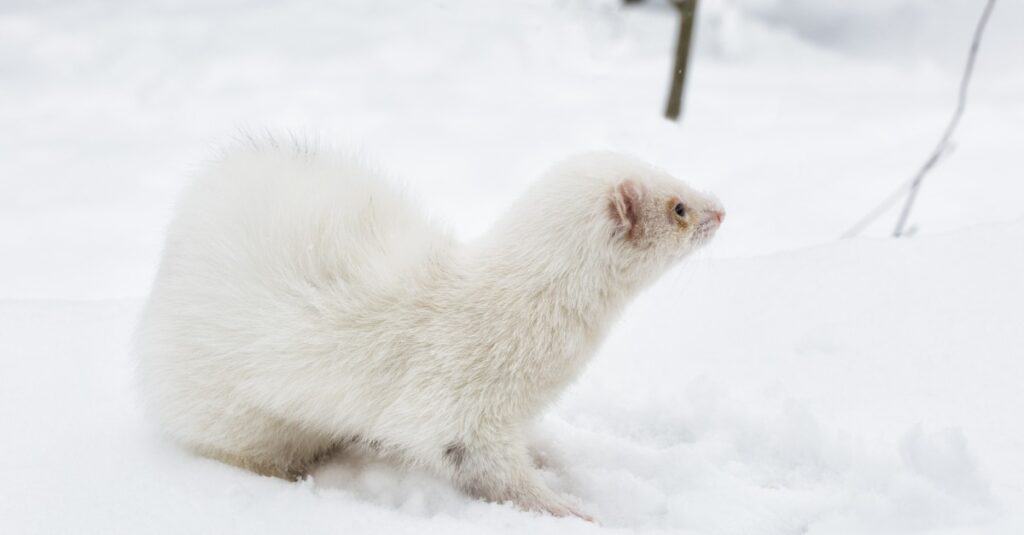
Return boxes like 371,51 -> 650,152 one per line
665,0 -> 698,121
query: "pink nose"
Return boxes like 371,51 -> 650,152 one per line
712,210 -> 725,224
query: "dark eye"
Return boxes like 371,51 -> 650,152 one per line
673,202 -> 686,218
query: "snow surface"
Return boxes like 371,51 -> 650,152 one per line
2,1 -> 1023,533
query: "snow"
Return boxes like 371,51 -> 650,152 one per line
2,1 -> 1023,533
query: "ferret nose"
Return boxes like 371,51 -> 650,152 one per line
711,209 -> 725,224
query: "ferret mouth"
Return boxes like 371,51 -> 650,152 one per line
692,218 -> 720,245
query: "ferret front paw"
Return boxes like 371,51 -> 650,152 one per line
519,494 -> 595,523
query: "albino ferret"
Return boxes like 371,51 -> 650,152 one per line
136,143 -> 723,519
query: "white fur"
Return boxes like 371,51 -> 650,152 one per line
135,142 -> 722,518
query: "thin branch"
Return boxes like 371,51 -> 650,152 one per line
841,0 -> 997,239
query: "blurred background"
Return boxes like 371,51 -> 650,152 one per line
3,0 -> 1022,299
2,2 -> 1023,534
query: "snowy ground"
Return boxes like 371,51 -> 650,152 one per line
2,1 -> 1023,533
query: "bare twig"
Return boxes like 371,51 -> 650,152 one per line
841,0 -> 997,239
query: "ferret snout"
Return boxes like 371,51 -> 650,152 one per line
693,207 -> 724,244
703,208 -> 725,226
700,193 -> 725,226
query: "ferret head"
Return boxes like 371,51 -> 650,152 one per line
603,157 -> 723,255
487,152 -> 722,293
525,152 -> 724,286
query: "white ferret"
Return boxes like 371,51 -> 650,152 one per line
136,142 -> 723,519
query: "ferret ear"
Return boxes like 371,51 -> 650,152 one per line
609,179 -> 644,239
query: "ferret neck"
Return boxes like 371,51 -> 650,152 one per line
468,230 -> 632,330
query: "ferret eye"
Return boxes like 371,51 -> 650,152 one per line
673,202 -> 686,218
